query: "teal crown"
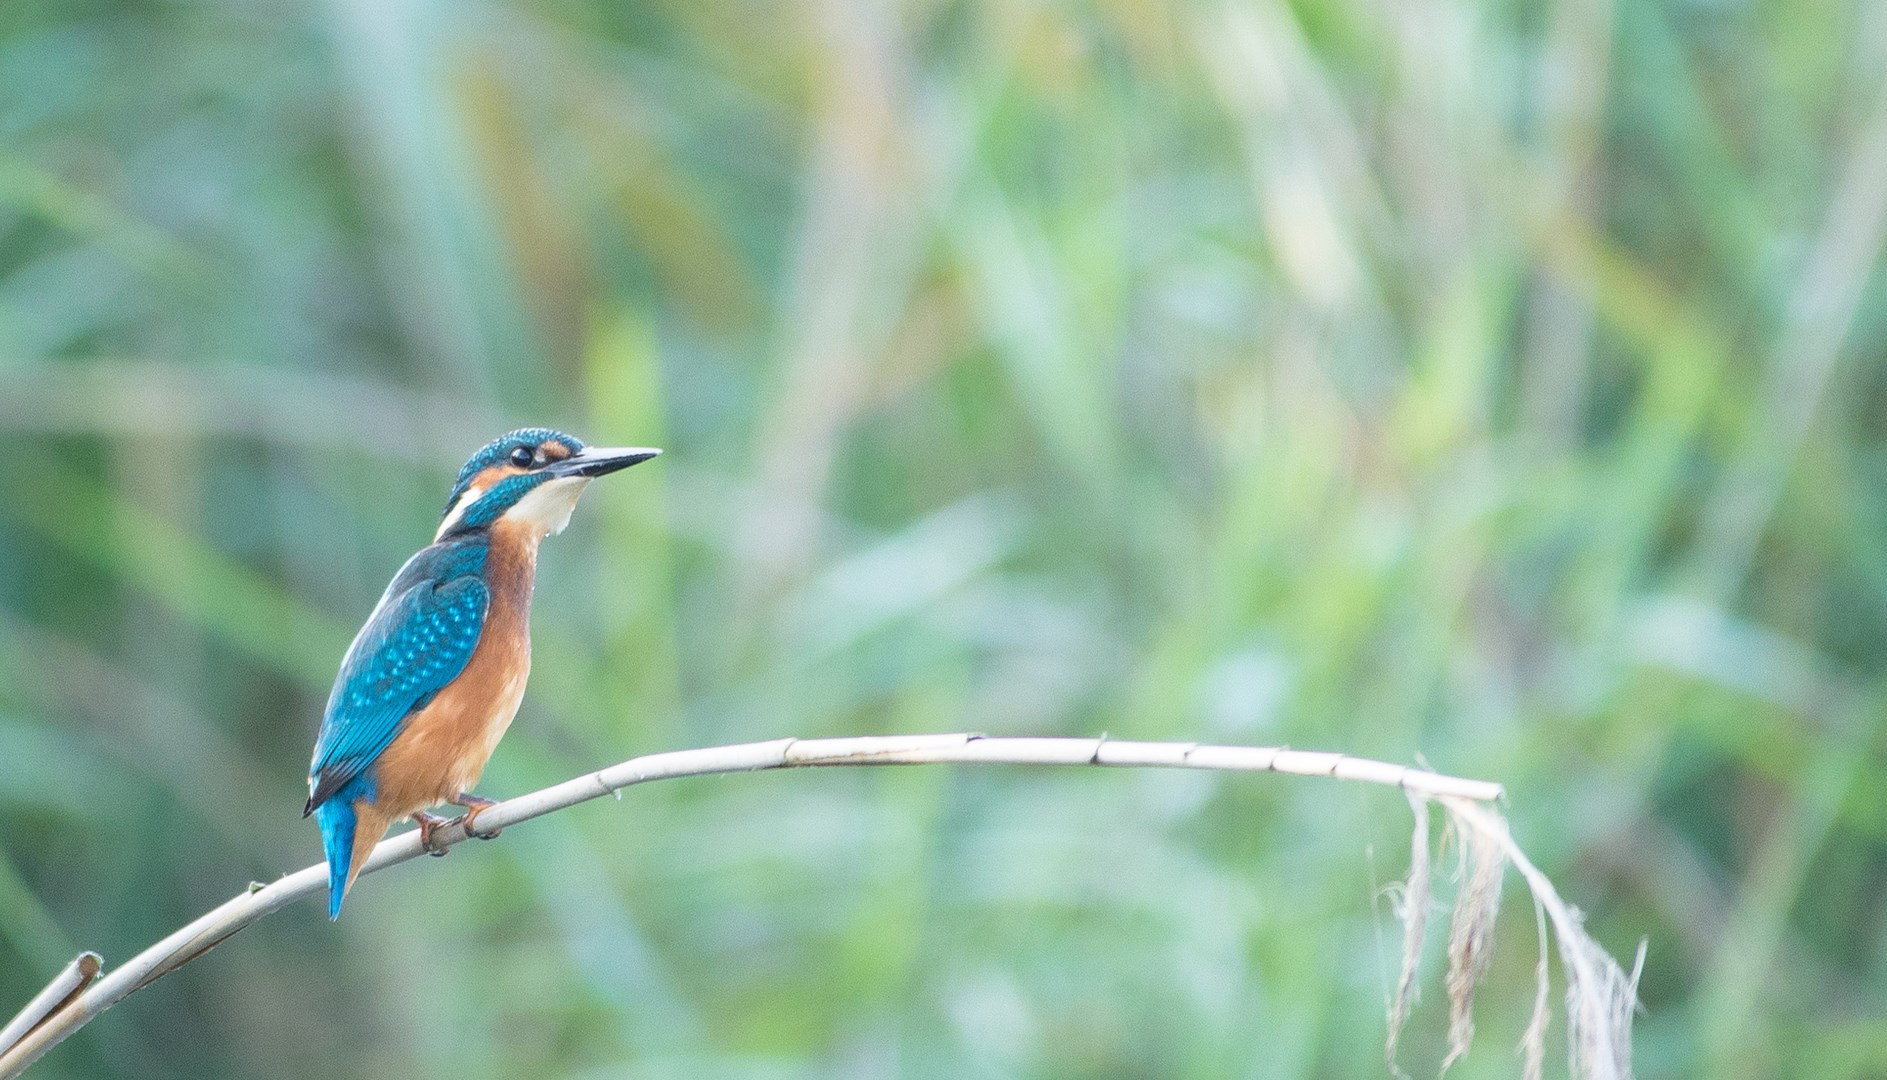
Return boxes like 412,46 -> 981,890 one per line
441,428 -> 584,519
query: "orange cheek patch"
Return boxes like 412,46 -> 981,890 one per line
470,464 -> 527,489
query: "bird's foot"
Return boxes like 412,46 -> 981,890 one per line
413,811 -> 453,856
449,792 -> 502,840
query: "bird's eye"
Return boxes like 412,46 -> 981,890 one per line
509,446 -> 535,468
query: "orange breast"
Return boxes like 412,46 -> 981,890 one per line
369,520 -> 541,820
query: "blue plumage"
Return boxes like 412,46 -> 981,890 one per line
305,535 -> 491,909
314,774 -> 372,919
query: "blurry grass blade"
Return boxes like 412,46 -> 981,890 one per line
0,842 -> 76,976
0,619 -> 284,854
960,179 -> 1122,498
6,462 -> 350,684
787,493 -> 1023,658
0,361 -> 500,461
1697,704 -> 1874,1071
0,714 -> 121,817
1628,596 -> 1837,713
579,307 -> 682,740
1690,72 -> 1887,598
325,0 -> 526,391
0,160 -> 205,283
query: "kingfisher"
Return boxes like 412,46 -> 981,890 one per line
305,428 -> 660,919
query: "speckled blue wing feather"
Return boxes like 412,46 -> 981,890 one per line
306,538 -> 490,814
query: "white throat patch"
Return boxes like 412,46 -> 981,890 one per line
505,475 -> 593,536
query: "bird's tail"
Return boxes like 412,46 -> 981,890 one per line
313,773 -> 389,920
314,796 -> 358,920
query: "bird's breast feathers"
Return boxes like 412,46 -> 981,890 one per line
351,520 -> 540,814
368,580 -> 532,811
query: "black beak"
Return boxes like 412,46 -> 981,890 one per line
549,446 -> 662,479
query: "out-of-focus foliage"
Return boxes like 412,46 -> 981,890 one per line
1,0 -> 1883,1076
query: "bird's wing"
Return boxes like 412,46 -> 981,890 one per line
306,545 -> 490,814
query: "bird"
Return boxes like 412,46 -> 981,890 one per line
304,428 -> 660,919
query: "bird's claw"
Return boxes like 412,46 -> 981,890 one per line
452,793 -> 502,841
413,811 -> 453,857
459,807 -> 502,841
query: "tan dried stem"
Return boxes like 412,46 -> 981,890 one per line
0,734 -> 1634,1080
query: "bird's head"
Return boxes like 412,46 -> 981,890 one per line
436,428 -> 660,542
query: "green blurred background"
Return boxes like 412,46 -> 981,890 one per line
1,0 -> 1883,1077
